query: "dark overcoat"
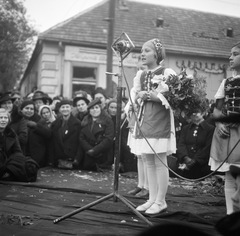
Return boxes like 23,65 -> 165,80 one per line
0,126 -> 38,182
176,120 -> 215,178
79,111 -> 114,170
9,105 -> 28,153
27,115 -> 52,167
50,114 -> 81,165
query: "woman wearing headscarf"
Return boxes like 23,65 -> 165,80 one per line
39,105 -> 56,127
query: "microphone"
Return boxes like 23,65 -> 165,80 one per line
111,32 -> 135,59
112,40 -> 131,53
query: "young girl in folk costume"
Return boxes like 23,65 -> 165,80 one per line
209,42 -> 240,215
128,38 -> 176,214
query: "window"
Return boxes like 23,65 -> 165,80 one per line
72,66 -> 97,97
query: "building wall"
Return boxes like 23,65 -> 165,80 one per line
20,55 -> 40,96
167,53 -> 229,99
63,45 -> 139,98
41,42 -> 62,96
21,42 -> 230,100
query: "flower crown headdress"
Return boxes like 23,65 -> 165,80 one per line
152,38 -> 162,55
151,38 -> 163,64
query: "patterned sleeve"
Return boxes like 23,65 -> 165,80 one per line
124,70 -> 143,114
133,70 -> 143,92
131,70 -> 143,100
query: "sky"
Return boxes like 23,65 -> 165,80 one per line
23,0 -> 240,33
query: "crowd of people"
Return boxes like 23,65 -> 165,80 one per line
0,38 -> 240,225
0,86 -> 138,179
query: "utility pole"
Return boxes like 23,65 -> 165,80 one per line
106,0 -> 116,97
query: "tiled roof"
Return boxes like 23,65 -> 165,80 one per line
39,0 -> 240,58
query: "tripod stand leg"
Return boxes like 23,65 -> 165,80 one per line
53,193 -> 114,224
120,195 -> 136,208
116,193 -> 153,226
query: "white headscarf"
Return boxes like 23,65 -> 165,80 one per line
38,105 -> 56,123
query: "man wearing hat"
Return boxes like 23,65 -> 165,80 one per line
11,90 -> 22,107
32,90 -> 52,112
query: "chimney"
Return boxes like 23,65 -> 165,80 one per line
226,28 -> 233,37
118,0 -> 128,11
156,18 -> 164,27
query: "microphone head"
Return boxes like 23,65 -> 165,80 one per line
111,32 -> 135,59
114,40 -> 130,53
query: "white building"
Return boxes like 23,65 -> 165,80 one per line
20,0 -> 240,99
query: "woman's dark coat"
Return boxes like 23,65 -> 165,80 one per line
176,120 -> 215,178
74,111 -> 88,122
9,105 -> 28,153
29,117 -> 52,167
0,126 -> 38,182
110,114 -> 137,172
50,114 -> 81,165
24,113 -> 51,167
79,111 -> 114,170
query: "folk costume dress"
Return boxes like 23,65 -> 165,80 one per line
209,74 -> 240,171
127,65 -> 176,156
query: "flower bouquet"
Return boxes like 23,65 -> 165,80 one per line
164,71 -> 208,115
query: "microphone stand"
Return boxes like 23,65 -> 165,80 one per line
53,50 -> 152,227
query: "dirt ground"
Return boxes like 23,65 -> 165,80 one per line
0,167 -> 226,236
